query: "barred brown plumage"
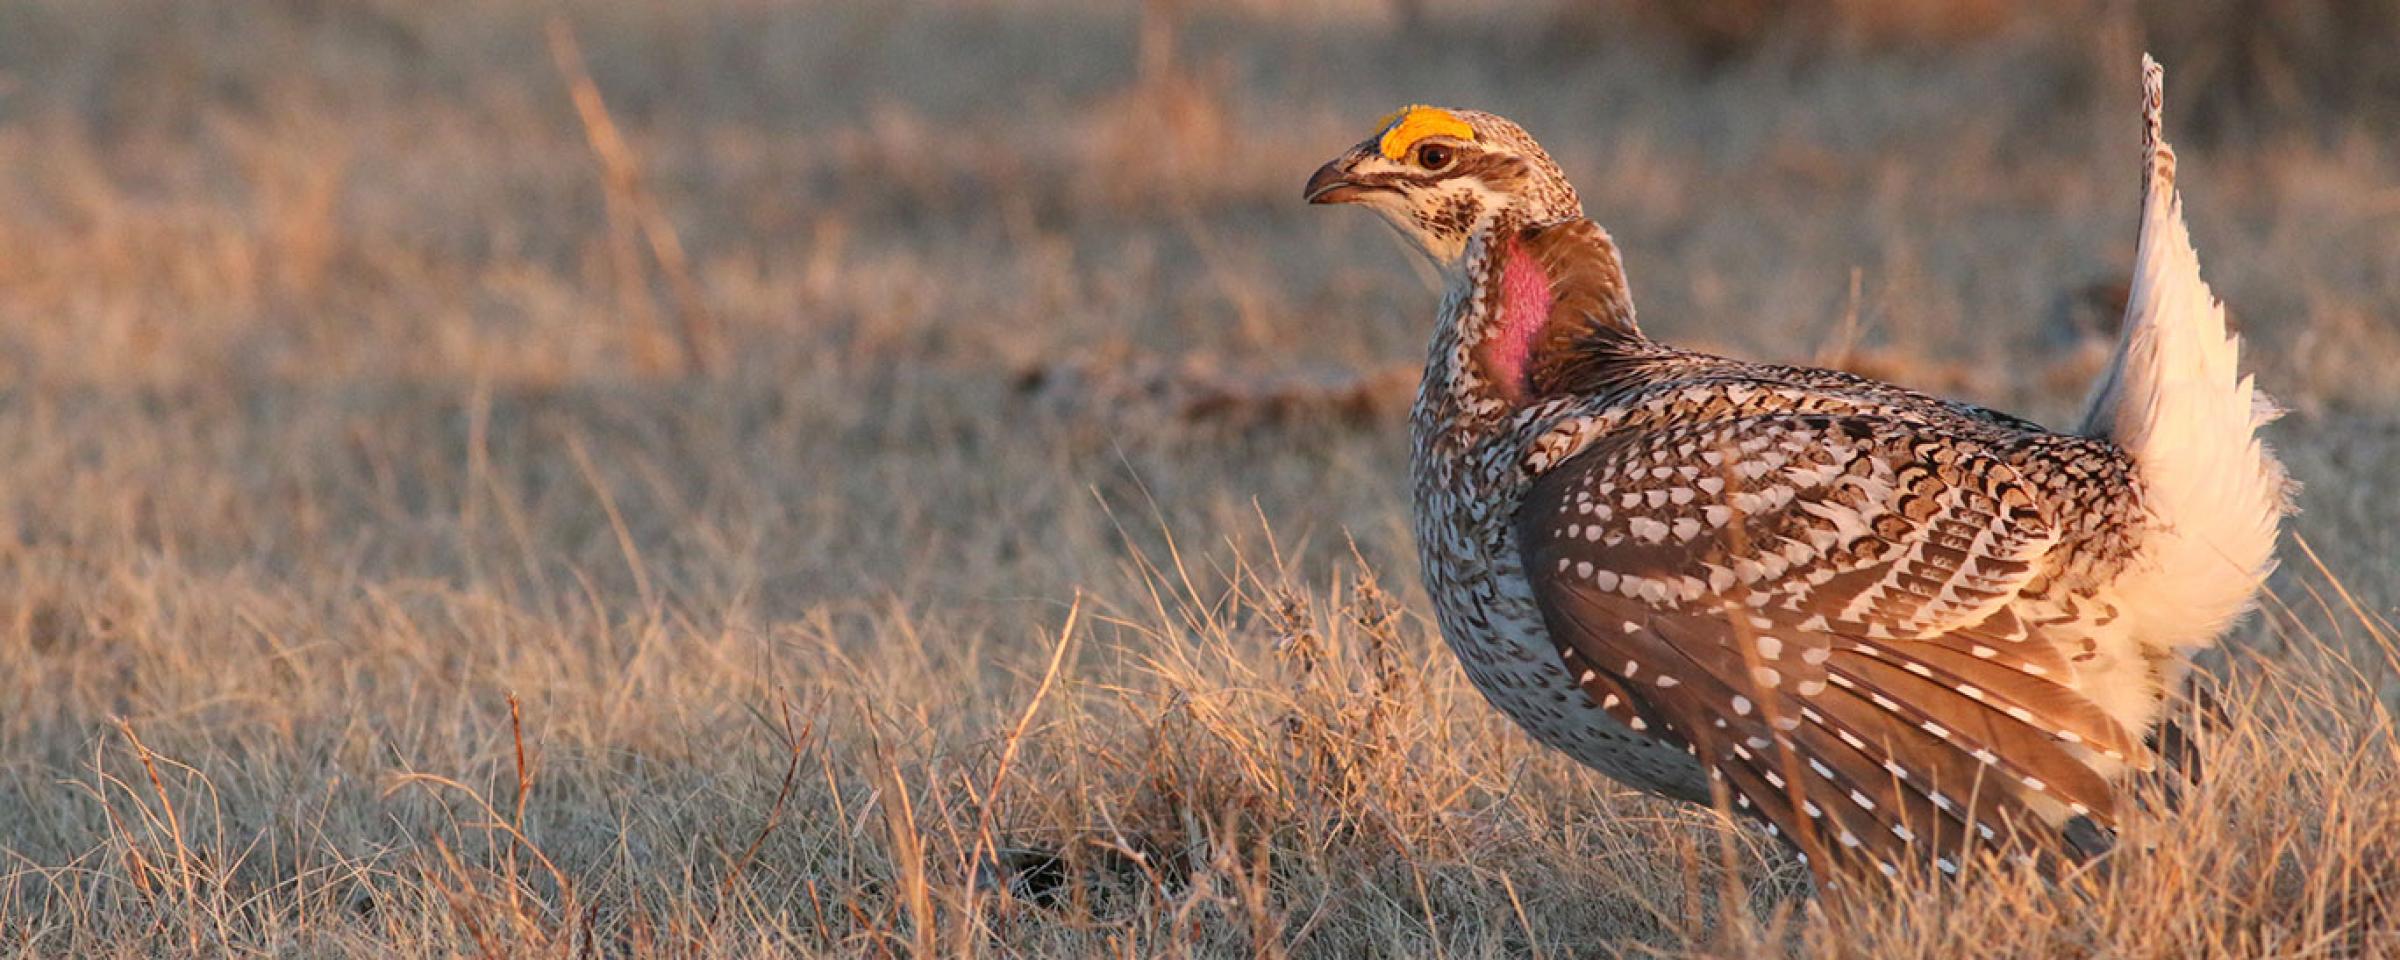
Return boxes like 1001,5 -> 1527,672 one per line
1305,59 -> 2290,885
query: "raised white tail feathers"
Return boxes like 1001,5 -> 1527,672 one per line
2080,56 -> 2291,654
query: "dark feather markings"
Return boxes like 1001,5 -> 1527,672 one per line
1840,632 -> 2147,766
1538,591 -> 1877,868
1516,417 -> 2138,877
1662,598 -> 2082,873
1824,653 -> 2120,825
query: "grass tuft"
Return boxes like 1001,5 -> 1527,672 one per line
1,1 -> 2396,955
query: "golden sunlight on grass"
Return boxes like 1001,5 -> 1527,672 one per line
1,1 -> 2397,956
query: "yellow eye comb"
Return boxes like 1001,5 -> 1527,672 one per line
1376,105 -> 1474,160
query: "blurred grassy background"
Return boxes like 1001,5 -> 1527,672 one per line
0,1 -> 2396,956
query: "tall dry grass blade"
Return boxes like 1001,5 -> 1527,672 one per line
506,693 -> 530,830
546,15 -> 719,378
563,429 -> 657,614
969,594 -> 1081,903
868,734 -> 935,959
717,698 -> 813,912
109,718 -> 214,954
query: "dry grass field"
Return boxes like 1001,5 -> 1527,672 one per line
3,1 -> 2399,956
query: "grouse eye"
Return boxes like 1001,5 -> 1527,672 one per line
1415,143 -> 1453,170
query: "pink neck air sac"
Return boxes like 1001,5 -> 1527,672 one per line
1480,236 -> 1554,402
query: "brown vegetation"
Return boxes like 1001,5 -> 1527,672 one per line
2,1 -> 2397,955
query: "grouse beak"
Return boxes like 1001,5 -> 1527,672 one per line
1304,156 -> 1374,205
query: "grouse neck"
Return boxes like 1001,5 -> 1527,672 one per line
1422,218 -> 1647,432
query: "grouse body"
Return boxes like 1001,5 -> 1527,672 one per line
1305,61 -> 2289,879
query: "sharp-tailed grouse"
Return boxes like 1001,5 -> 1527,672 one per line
1303,58 -> 2289,881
